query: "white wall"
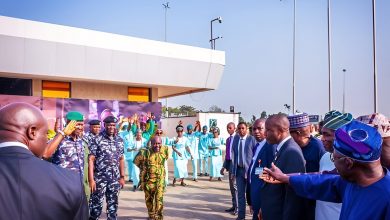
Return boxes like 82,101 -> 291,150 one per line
198,112 -> 240,142
161,116 -> 197,138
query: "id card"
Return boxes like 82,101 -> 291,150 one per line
254,167 -> 264,175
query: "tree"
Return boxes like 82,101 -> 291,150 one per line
168,107 -> 181,117
239,116 -> 245,123
251,115 -> 257,124
278,112 -> 288,116
260,111 -> 268,119
209,105 -> 222,113
179,105 -> 197,116
162,105 -> 167,117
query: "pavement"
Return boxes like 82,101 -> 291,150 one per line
99,157 -> 252,220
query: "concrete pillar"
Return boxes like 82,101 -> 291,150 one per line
151,88 -> 158,102
32,79 -> 42,97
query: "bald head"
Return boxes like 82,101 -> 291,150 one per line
0,103 -> 48,158
227,122 -> 236,135
265,114 -> 290,145
151,136 -> 162,153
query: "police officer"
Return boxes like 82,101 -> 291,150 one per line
89,116 -> 125,220
50,111 -> 85,180
85,119 -> 102,146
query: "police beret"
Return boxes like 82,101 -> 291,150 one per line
66,111 -> 84,121
103,116 -> 118,123
88,119 -> 101,125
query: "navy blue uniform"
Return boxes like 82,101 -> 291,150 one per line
89,131 -> 124,220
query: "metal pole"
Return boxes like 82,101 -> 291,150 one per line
343,69 -> 346,113
165,8 -> 167,42
211,21 -> 213,49
327,0 -> 332,111
292,0 -> 296,114
373,0 -> 378,113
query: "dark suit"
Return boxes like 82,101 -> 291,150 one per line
232,135 -> 256,219
0,145 -> 89,220
246,142 -> 276,220
222,135 -> 238,212
260,137 -> 306,220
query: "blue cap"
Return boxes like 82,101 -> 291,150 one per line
287,113 -> 310,129
334,120 -> 383,162
136,128 -> 143,133
187,124 -> 193,130
202,125 -> 208,130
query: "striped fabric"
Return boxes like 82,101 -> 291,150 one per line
323,110 -> 353,130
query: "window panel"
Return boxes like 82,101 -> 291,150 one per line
42,81 -> 70,98
128,87 -> 149,102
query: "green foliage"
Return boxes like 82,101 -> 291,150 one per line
251,115 -> 257,124
179,105 -> 197,116
260,111 -> 268,119
239,116 -> 245,123
209,105 -> 222,113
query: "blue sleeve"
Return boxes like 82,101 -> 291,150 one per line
119,140 -> 124,157
208,133 -> 214,138
289,174 -> 345,203
89,138 -> 98,156
194,131 -> 201,137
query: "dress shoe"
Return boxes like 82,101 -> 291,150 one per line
205,173 -> 209,176
231,211 -> 238,216
225,207 -> 235,212
235,218 -> 244,220
199,173 -> 203,177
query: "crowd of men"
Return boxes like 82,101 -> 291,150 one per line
1,102 -> 390,220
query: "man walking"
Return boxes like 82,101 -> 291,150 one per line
89,116 -> 125,220
221,122 -> 238,214
134,136 -> 169,220
231,122 -> 256,220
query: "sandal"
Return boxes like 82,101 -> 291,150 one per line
218,177 -> 223,181
181,182 -> 187,186
209,177 -> 213,182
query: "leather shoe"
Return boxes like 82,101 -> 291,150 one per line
225,207 -> 235,212
231,211 -> 238,216
235,218 -> 244,220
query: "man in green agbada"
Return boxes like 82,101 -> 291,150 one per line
133,136 -> 168,220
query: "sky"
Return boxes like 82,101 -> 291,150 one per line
1,0 -> 389,121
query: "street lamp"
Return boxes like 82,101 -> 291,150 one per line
209,36 -> 223,50
210,17 -> 222,49
342,69 -> 346,114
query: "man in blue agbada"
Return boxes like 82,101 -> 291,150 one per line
260,120 -> 390,220
195,123 -> 213,177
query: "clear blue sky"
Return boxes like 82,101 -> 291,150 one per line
1,0 -> 389,121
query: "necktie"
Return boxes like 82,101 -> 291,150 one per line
275,147 -> 279,161
239,139 -> 244,167
226,136 -> 232,160
253,142 -> 260,155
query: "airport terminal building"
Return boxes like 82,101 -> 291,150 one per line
0,16 -> 225,103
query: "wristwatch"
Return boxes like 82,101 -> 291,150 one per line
120,176 -> 125,179
58,130 -> 65,137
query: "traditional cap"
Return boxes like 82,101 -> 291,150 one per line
136,128 -> 142,133
66,111 -> 84,121
122,125 -> 129,131
103,116 -> 118,123
88,120 -> 101,125
176,125 -> 184,131
213,127 -> 220,135
355,113 -> 390,138
140,122 -> 146,127
323,110 -> 353,130
202,125 -> 208,130
287,113 -> 310,129
334,120 -> 382,162
187,124 -> 193,130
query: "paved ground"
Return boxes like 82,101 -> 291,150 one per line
99,157 -> 252,220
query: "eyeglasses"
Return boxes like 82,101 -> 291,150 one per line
156,132 -> 163,135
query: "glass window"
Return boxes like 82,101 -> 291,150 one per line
128,87 -> 149,102
0,77 -> 32,96
42,81 -> 70,98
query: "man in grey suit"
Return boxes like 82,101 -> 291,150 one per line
231,122 -> 256,220
260,114 -> 306,220
221,122 -> 238,215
